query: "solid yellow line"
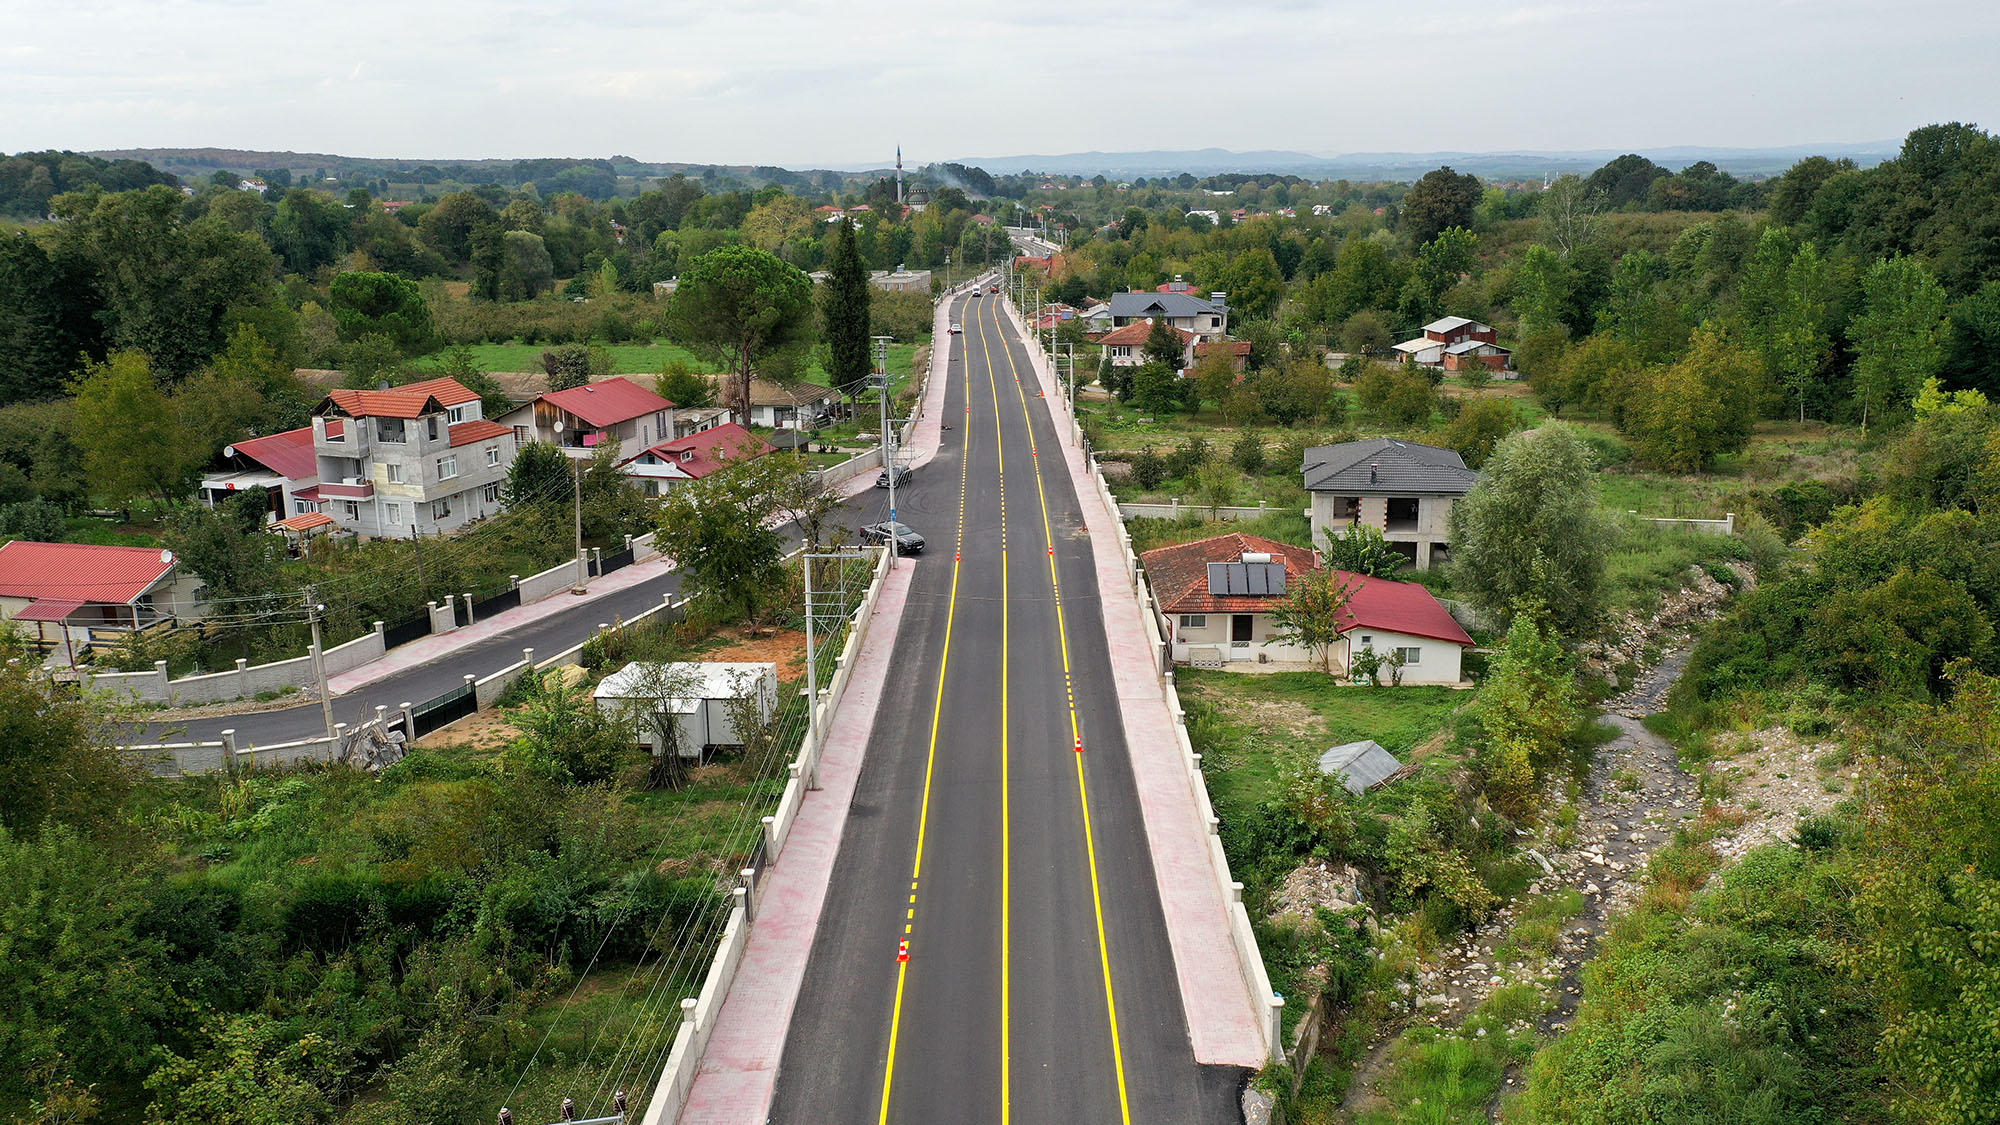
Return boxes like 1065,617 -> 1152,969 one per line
878,292 -> 978,1125
993,294 -> 1013,1125
996,294 -> 1134,1121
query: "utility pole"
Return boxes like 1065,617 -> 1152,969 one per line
306,588 -> 335,740
801,546 -> 868,757
571,458 -> 588,595
873,335 -> 898,563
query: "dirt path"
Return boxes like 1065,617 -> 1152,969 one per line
1338,648 -> 1700,1119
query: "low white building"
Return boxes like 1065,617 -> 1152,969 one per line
1141,532 -> 1472,682
593,661 -> 778,758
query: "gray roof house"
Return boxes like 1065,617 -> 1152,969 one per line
1106,291 -> 1230,339
1302,438 -> 1481,571
1317,739 -> 1405,795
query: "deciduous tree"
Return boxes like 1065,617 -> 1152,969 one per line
69,351 -> 202,505
1269,566 -> 1356,674
1448,422 -> 1615,636
1851,256 -> 1948,430
1630,323 -> 1764,471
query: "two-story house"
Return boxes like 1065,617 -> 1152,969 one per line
199,424 -> 320,523
495,377 -> 678,460
1302,438 -> 1481,570
310,377 -> 516,540
1106,290 -> 1230,340
618,422 -> 776,496
1391,316 -> 1510,370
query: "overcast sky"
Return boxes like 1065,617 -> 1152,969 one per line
3,0 -> 1995,168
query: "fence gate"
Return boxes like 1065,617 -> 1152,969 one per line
382,614 -> 430,650
410,682 -> 476,737
599,547 -> 635,575
453,598 -> 471,627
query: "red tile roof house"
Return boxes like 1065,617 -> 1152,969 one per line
1098,319 -> 1198,369
618,423 -> 776,495
1140,533 -> 1472,683
199,424 -> 321,523
0,541 -> 208,665
311,376 -> 517,540
494,376 -> 679,460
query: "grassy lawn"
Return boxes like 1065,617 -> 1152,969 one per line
1179,670 -> 1465,823
1125,511 -> 1314,554
416,339 -> 925,396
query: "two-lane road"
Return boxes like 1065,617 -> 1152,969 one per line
773,290 -> 1245,1122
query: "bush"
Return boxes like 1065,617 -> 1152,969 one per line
1164,436 -> 1213,480
1129,447 -> 1167,490
1230,432 -> 1267,475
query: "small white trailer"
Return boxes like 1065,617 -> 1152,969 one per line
593,661 -> 778,758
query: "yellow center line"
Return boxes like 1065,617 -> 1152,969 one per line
877,291 -> 978,1125
988,291 -> 1013,1125
992,288 -> 1134,1121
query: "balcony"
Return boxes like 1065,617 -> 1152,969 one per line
318,478 -> 375,501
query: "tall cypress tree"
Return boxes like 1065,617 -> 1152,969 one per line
826,218 -> 872,404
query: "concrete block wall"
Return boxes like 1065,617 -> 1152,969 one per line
1117,501 -> 1272,522
518,555 -> 586,603
79,624 -> 387,705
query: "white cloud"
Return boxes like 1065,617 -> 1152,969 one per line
0,0 -> 1995,164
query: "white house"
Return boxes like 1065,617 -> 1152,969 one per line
594,661 -> 778,758
1141,532 -> 1472,682
618,422 -> 775,496
495,376 -> 678,460
0,541 -> 208,664
200,424 -> 320,523
1096,319 -> 1197,368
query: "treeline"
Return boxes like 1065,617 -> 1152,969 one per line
0,150 -> 179,217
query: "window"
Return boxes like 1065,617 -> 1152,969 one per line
654,410 -> 667,434
436,455 -> 458,480
384,502 -> 403,523
378,417 -> 406,444
343,501 -> 360,520
1179,614 -> 1207,629
1360,635 -> 1374,647
482,482 -> 500,503
426,416 -> 440,442
448,405 -> 467,423
1396,647 -> 1422,665
292,498 -> 317,515
385,463 -> 403,484
513,425 -> 529,442
432,498 -> 452,520
485,445 -> 500,467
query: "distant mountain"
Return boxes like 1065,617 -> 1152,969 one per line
948,142 -> 1902,181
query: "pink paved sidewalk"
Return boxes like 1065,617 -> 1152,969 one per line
1016,307 -> 1268,1066
671,292 -> 957,1124
676,563 -> 913,1123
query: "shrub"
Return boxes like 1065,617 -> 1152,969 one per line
1230,432 -> 1267,475
1129,447 -> 1167,490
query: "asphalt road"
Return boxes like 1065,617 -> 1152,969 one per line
772,290 -> 1245,1123
142,449 -> 907,747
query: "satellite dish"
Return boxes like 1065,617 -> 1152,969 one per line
160,549 -> 175,565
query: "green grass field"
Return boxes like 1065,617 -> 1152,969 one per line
1180,671 -> 1465,820
417,338 -> 922,388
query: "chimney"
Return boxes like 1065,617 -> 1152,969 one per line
1369,463 -> 1379,486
